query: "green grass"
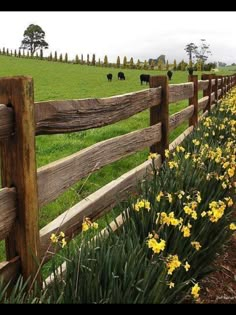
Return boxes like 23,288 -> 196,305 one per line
0,55 -> 231,262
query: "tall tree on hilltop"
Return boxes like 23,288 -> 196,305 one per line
20,24 -> 48,56
184,42 -> 197,65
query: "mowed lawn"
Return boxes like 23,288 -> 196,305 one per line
0,55 -> 225,260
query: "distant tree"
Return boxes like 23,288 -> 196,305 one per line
231,63 -> 236,66
27,51 -> 30,58
157,54 -> 166,65
6,48 -> 9,55
143,60 -> 148,70
59,53 -> 63,62
98,58 -> 101,66
184,42 -> 197,65
123,56 -> 127,68
14,49 -> 17,57
157,59 -> 163,70
22,49 -> 25,57
166,60 -> 169,70
87,54 -> 90,65
136,59 -> 141,69
40,49 -> 43,60
218,61 -> 227,67
92,54 -> 96,66
48,52 -> 53,61
65,53 -> 68,63
75,54 -> 79,64
116,56 -> 120,68
173,59 -> 177,71
2,47 -> 5,55
129,57 -> 134,69
195,39 -> 211,67
18,49 -> 21,58
54,51 -> 58,61
104,55 -> 108,67
81,54 -> 84,64
20,24 -> 48,56
150,59 -> 155,70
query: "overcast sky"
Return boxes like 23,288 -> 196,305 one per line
0,11 -> 235,64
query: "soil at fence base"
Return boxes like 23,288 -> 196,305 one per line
183,232 -> 236,304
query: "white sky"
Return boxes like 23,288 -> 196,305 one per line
0,11 -> 235,64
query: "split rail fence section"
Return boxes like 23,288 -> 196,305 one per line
0,73 -> 235,285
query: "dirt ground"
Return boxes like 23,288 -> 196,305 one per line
197,232 -> 236,304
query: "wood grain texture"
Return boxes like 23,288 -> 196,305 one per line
188,75 -> 198,127
198,80 -> 209,91
0,256 -> 20,286
35,88 -> 162,135
0,76 -> 40,282
0,188 -> 16,240
211,79 -> 216,86
217,89 -> 222,98
198,96 -> 209,111
169,82 -> 193,103
0,104 -> 14,140
169,105 -> 194,131
40,155 -> 162,258
37,123 -> 162,207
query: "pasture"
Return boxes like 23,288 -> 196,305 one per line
0,55 -> 229,261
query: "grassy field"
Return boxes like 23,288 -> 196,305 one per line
0,55 -> 231,262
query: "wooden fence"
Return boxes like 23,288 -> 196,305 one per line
0,73 -> 235,286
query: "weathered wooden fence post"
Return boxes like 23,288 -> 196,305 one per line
214,75 -> 218,103
188,75 -> 198,127
0,76 -> 40,284
149,76 -> 169,161
201,74 -> 213,112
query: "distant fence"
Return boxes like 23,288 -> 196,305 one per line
0,73 -> 235,286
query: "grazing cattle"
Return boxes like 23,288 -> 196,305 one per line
167,70 -> 173,80
140,74 -> 150,85
118,71 -> 125,80
107,73 -> 113,82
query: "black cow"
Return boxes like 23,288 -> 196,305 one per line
107,73 -> 112,82
140,74 -> 150,85
118,72 -> 125,80
167,70 -> 173,80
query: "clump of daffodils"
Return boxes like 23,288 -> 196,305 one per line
50,231 -> 67,248
82,217 -> 99,232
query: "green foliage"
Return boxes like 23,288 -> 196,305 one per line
59,53 -> 63,62
54,51 -> 58,62
86,54 -> 90,65
20,24 -> 48,56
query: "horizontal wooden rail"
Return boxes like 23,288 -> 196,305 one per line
198,80 -> 209,90
169,126 -> 194,151
38,123 -> 162,207
35,88 -> 162,135
0,257 -> 20,285
198,96 -> 209,111
0,188 -> 16,240
40,155 -> 162,258
169,82 -> 193,103
169,105 -> 194,132
0,104 -> 14,140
